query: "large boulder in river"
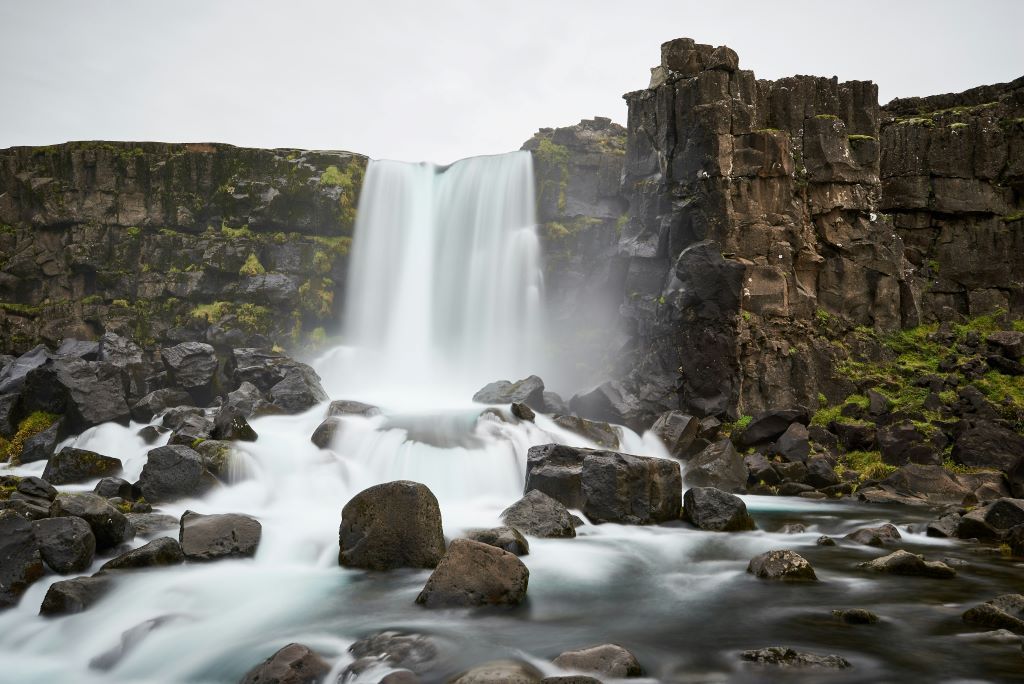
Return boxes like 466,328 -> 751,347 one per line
569,381 -> 644,432
956,498 -> 1024,540
747,550 -> 817,581
740,647 -> 850,669
415,539 -> 529,608
0,510 -> 44,609
552,644 -> 643,678
962,594 -> 1024,634
100,537 -> 184,571
50,493 -> 134,551
524,444 -> 681,524
451,660 -> 542,684
684,439 -> 746,492
473,375 -> 545,410
267,364 -> 329,414
21,358 -> 130,432
650,410 -> 701,458
32,516 -> 95,574
338,481 -> 446,570
137,445 -> 215,503
42,447 -> 122,485
161,341 -> 218,400
19,421 -> 62,464
40,575 -> 113,616
212,405 -> 258,442
683,487 -> 756,532
179,511 -> 261,561
501,490 -> 577,538
844,523 -> 902,547
552,415 -> 619,449
240,643 -> 330,684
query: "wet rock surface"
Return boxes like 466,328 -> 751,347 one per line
501,490 -> 577,538
683,487 -> 756,532
240,642 -> 330,684
415,539 -> 529,608
338,481 -> 446,570
179,511 -> 261,561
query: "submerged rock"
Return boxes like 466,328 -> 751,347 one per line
747,550 -> 817,581
552,643 -> 643,677
833,608 -> 879,624
338,481 -> 445,570
450,660 -> 542,684
858,550 -> 956,578
240,643 -> 330,684
464,526 -> 530,556
741,646 -> 850,669
844,523 -> 902,547
501,489 -> 576,538
310,417 -> 341,449
683,487 -> 756,532
415,539 -> 529,608
347,631 -> 439,677
962,594 -> 1024,634
179,511 -> 261,561
473,375 -> 545,410
100,537 -> 184,571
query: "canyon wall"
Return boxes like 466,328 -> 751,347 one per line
0,142 -> 365,353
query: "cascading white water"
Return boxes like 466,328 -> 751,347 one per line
324,151 -> 544,405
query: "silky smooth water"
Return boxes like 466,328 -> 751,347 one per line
0,153 -> 1022,683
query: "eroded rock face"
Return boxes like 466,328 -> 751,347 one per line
338,481 -> 445,570
415,539 -> 529,607
239,643 -> 330,684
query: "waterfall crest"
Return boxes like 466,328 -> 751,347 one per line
325,151 -> 544,403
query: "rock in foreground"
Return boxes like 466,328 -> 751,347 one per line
240,643 -> 330,684
42,447 -> 122,485
552,643 -> 643,677
683,487 -> 756,531
472,375 -> 545,410
32,516 -> 96,574
741,646 -> 850,669
415,539 -> 529,608
858,550 -> 956,579
464,526 -> 530,556
0,510 -> 44,609
747,550 -> 817,581
339,481 -> 445,570
450,660 -> 542,684
962,594 -> 1024,634
49,493 -> 134,551
501,490 -> 576,538
179,511 -> 261,561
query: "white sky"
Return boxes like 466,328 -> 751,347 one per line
1,0 -> 1021,164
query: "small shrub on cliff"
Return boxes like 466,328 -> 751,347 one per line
239,253 -> 266,276
319,165 -> 353,188
2,412 -> 59,464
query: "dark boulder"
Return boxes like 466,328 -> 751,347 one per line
650,410 -> 700,458
737,408 -> 809,447
501,489 -> 576,538
551,415 -> 619,449
747,550 -> 817,581
858,550 -> 956,578
956,498 -> 1024,539
685,439 -> 746,492
580,450 -> 682,524
179,511 -> 261,561
683,487 -> 756,532
878,422 -> 937,466
473,375 -> 545,410
0,510 -> 44,609
19,421 -> 62,464
267,364 -> 329,414
160,341 -> 218,400
32,516 -> 95,574
952,421 -> 1024,491
987,331 -> 1024,359
40,575 -> 113,616
543,391 -> 570,415
0,345 -> 51,394
451,660 -> 542,684
327,399 -> 381,418
192,440 -> 237,482
464,527 -> 530,556
22,358 -> 130,432
415,538 -> 529,608
962,594 -> 1024,634
17,476 -> 56,501
130,388 -> 194,423
511,402 -> 535,422
137,445 -> 214,503
125,513 -> 179,539
94,476 -> 135,500
49,493 -> 134,551
833,608 -> 879,624
745,453 -> 781,487
55,338 -> 99,360
98,333 -> 143,367
831,422 -> 876,451
844,523 -> 902,547
338,481 -> 445,570
1007,524 -> 1024,556
741,647 -> 850,669
212,405 -> 258,442
774,422 -> 810,463
803,455 -> 840,489
552,644 -> 643,677
225,381 -> 273,418
167,413 -> 215,446
42,447 -> 122,485
879,464 -> 970,504
100,537 -> 184,571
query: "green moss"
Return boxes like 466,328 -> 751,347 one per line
111,299 -> 130,308
311,235 -> 352,257
848,134 -> 876,141
0,302 -> 45,317
735,415 -> 752,430
546,222 -> 569,240
319,165 -> 353,188
814,114 -> 840,120
191,301 -> 231,323
239,252 -> 266,276
949,122 -> 969,131
815,308 -> 836,326
298,278 -> 334,318
842,450 -> 896,481
310,326 -> 327,346
2,411 -> 59,464
755,127 -> 781,134
1002,211 -> 1024,223
220,222 -> 252,239
897,117 -> 936,128
126,226 -> 141,238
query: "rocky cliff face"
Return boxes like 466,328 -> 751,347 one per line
881,77 -> 1024,321
612,38 -> 1023,423
0,142 -> 365,353
521,118 -> 630,390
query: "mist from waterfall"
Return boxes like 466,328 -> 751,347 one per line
322,151 -> 544,406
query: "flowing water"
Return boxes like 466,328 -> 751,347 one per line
0,152 -> 1022,683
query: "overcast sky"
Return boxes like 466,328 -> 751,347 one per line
1,1 -> 1021,164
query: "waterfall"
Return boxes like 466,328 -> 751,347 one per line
324,151 -> 544,404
